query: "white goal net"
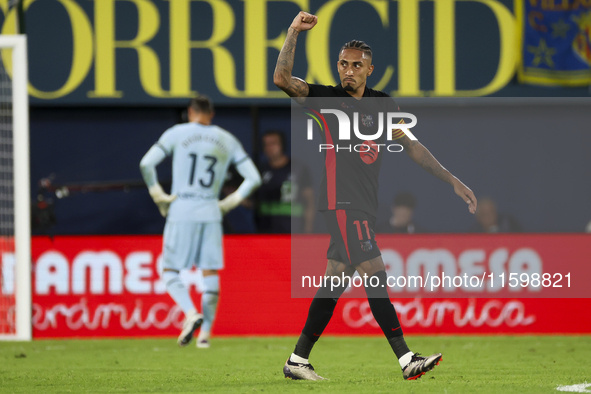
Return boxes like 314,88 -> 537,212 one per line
0,35 -> 30,341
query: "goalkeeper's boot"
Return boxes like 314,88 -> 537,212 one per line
402,353 -> 442,380
283,358 -> 325,381
196,330 -> 211,349
196,339 -> 210,349
177,311 -> 203,347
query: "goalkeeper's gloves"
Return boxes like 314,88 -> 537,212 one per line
148,184 -> 177,217
218,192 -> 243,215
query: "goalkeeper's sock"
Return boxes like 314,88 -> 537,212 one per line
162,271 -> 196,314
201,274 -> 220,333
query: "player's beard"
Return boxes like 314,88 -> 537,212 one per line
343,83 -> 355,92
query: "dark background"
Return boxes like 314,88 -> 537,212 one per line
31,99 -> 591,234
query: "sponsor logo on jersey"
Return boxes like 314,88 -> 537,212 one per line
359,140 -> 379,165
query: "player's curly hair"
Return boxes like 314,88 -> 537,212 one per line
189,95 -> 214,114
340,40 -> 372,60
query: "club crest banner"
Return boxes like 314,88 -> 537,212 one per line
518,1 -> 591,86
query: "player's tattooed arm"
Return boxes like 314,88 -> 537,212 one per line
273,28 -> 309,97
398,135 -> 478,213
399,136 -> 452,182
273,12 -> 317,97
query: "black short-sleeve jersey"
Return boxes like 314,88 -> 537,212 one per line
304,83 -> 400,217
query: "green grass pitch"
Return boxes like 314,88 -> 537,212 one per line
1,336 -> 590,393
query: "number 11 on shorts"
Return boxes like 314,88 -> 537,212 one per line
353,220 -> 370,240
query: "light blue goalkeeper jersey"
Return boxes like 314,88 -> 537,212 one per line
157,122 -> 248,222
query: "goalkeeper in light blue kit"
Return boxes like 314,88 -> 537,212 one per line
140,96 -> 261,348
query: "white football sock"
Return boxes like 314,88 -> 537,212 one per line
290,353 -> 309,364
201,275 -> 220,333
162,271 -> 196,314
399,351 -> 414,369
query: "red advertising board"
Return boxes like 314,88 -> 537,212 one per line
28,234 -> 591,338
292,234 -> 591,298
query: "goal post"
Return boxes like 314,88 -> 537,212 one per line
0,35 -> 30,341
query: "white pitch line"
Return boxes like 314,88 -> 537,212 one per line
557,383 -> 591,393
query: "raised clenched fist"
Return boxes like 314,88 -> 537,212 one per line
290,11 -> 318,32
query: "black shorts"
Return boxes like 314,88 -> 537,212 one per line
322,209 -> 381,266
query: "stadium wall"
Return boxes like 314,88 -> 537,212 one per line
2,0 -> 589,106
20,234 -> 591,338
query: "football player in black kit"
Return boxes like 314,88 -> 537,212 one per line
274,11 -> 478,381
